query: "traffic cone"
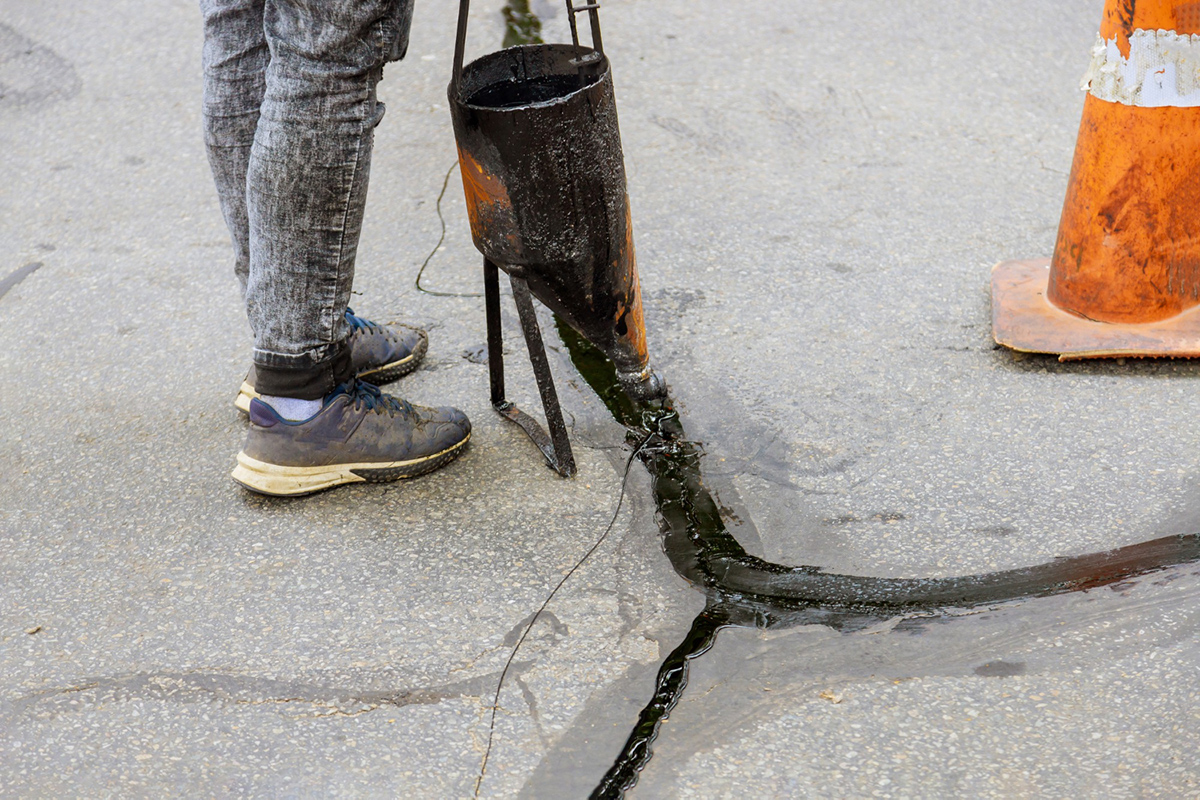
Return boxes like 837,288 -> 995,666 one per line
992,0 -> 1200,359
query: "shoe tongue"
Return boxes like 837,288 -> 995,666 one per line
327,379 -> 385,406
326,381 -> 358,403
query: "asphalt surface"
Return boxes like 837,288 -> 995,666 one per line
3,0 -> 1200,797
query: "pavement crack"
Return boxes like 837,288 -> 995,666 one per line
514,674 -> 552,751
502,610 -> 568,648
513,675 -> 540,725
224,695 -> 386,717
2,670 -> 497,722
0,261 -> 42,302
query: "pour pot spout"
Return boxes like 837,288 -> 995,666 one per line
619,367 -> 668,403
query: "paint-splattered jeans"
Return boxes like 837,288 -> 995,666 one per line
200,0 -> 414,399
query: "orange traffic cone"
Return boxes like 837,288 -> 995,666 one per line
992,0 -> 1200,359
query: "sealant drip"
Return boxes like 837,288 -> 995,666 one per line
590,607 -> 728,800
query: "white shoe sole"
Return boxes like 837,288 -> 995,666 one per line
234,381 -> 257,415
230,434 -> 470,497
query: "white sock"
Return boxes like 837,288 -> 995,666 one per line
260,395 -> 323,421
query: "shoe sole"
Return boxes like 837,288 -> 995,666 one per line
233,339 -> 428,415
230,433 -> 470,497
357,333 -> 428,385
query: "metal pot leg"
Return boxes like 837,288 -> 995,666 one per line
484,258 -> 577,478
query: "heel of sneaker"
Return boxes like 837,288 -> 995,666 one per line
234,381 -> 257,415
231,452 -> 364,497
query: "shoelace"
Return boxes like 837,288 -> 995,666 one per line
334,379 -> 413,417
345,308 -> 386,335
345,308 -> 400,344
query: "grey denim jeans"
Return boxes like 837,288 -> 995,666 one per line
201,0 -> 414,399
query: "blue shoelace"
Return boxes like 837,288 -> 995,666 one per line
333,379 -> 413,417
345,308 -> 385,335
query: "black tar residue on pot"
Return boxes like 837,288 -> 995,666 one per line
416,0 -> 553,299
466,72 -> 600,109
472,5 -> 1200,799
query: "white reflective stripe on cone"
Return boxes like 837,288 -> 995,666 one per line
1082,29 -> 1200,107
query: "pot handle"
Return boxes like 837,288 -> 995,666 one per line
452,0 -> 606,96
452,0 -> 471,95
566,1 -> 605,57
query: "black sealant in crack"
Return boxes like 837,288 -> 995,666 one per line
590,605 -> 729,799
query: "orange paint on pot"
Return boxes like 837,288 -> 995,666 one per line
456,146 -> 511,240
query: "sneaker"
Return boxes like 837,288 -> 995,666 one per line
234,309 -> 428,414
231,380 -> 471,497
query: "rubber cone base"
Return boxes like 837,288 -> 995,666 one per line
991,259 -> 1200,361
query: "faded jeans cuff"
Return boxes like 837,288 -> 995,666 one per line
252,340 -> 354,400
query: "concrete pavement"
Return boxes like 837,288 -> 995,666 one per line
2,0 -> 1199,797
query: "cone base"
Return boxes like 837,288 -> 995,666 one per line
991,259 -> 1200,361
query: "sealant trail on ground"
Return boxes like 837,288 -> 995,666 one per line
643,412 -> 1200,612
590,606 -> 729,799
439,2 -> 1200,795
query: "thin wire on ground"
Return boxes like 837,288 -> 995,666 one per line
473,432 -> 655,797
416,159 -> 482,299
